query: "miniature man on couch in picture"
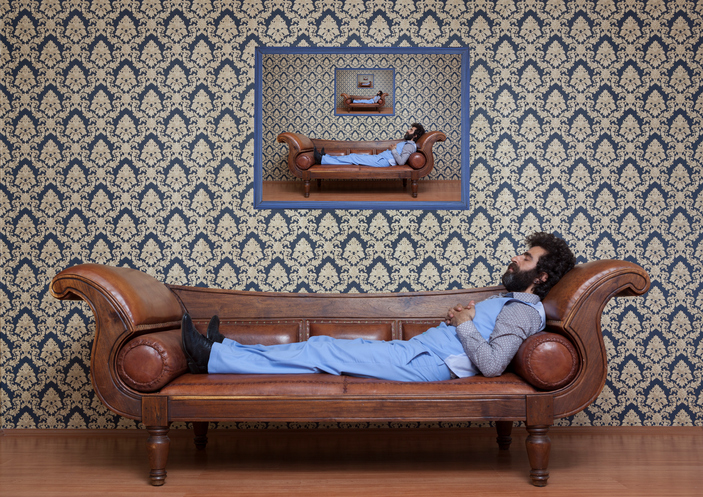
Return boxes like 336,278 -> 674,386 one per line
182,232 -> 576,382
352,90 -> 384,104
313,123 -> 426,168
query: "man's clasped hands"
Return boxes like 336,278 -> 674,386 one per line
445,301 -> 476,327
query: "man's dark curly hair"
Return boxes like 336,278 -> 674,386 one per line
410,122 -> 425,142
527,232 -> 576,300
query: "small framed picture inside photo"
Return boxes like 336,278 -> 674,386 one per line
357,74 -> 373,88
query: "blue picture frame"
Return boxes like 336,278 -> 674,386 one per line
254,46 -> 470,211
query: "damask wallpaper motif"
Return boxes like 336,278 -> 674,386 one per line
261,52 -> 461,181
2,1 -> 702,429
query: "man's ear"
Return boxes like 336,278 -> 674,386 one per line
535,272 -> 548,285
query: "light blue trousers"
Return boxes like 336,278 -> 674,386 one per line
321,149 -> 393,167
208,328 -> 457,382
353,97 -> 377,103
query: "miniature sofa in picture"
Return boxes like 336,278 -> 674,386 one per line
50,260 -> 650,486
340,92 -> 389,112
276,131 -> 446,198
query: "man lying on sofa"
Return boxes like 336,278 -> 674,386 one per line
352,90 -> 384,104
312,123 -> 426,168
182,232 -> 576,382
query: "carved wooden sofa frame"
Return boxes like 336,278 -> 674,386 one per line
276,131 -> 446,198
340,92 -> 389,112
50,260 -> 649,487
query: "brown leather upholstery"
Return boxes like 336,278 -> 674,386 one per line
51,263 -> 183,329
161,373 -> 348,397
117,328 -> 187,392
159,372 -> 537,397
511,332 -> 578,390
295,151 -> 314,170
406,152 -> 426,169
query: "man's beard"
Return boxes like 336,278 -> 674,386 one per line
501,263 -> 540,293
404,132 -> 414,141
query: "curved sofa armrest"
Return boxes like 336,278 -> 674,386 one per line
51,264 -> 185,418
277,132 -> 314,153
51,264 -> 183,330
543,260 -> 650,321
277,132 -> 316,173
415,130 -> 447,152
409,130 -> 447,171
541,260 -> 650,417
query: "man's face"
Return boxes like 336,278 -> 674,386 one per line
404,126 -> 417,141
501,246 -> 548,293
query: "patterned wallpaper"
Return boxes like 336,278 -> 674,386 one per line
262,52 -> 461,181
2,1 -> 702,429
336,68 -> 394,109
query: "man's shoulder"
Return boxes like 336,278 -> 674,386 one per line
501,292 -> 541,304
498,293 -> 544,332
498,293 -> 543,320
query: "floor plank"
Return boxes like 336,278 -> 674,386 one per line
1,427 -> 701,496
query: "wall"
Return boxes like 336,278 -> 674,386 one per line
1,1 -> 701,429
261,52 -> 462,181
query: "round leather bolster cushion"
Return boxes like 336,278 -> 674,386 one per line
295,151 -> 315,169
511,332 -> 579,391
117,328 -> 188,392
406,152 -> 426,169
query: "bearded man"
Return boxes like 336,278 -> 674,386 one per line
313,123 -> 425,168
352,90 -> 384,104
182,232 -> 576,381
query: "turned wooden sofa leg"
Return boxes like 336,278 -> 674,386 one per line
146,425 -> 171,486
193,421 -> 209,450
411,179 -> 418,197
495,421 -> 513,450
304,180 -> 311,197
525,424 -> 551,486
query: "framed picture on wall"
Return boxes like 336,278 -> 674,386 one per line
254,47 -> 470,210
335,68 -> 395,116
357,74 -> 373,88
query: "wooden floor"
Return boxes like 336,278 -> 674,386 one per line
2,427 -> 701,496
262,180 -> 462,202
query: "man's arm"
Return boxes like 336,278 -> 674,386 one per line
391,142 -> 415,165
454,303 -> 542,377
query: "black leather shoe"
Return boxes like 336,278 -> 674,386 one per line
207,315 -> 225,343
314,146 -> 322,163
181,313 -> 212,374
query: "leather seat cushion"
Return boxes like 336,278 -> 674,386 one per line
158,372 -> 537,397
